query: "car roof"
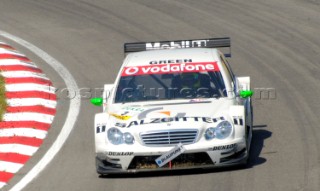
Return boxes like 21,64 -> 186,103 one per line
123,48 -> 221,67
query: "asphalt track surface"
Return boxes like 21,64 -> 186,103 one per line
1,0 -> 320,190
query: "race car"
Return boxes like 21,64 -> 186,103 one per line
91,37 -> 253,175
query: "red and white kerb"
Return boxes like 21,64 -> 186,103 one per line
0,42 -> 56,189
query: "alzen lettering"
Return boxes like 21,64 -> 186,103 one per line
125,116 -> 225,128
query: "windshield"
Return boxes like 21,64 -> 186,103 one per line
114,62 -> 227,103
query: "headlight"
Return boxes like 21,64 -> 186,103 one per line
107,128 -> 135,145
108,128 -> 123,145
204,121 -> 233,140
205,127 -> 215,140
123,132 -> 134,144
215,121 -> 233,139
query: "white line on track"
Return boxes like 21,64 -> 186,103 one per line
0,30 -> 81,191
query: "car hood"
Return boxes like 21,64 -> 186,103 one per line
107,99 -> 234,130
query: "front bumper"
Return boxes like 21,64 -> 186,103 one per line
96,138 -> 248,175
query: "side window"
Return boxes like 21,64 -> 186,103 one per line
219,55 -> 234,84
220,55 -> 235,83
219,55 -> 236,97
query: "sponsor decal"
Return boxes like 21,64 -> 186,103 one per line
149,59 -> 192,65
138,107 -> 163,119
122,106 -> 145,112
158,111 -> 171,116
107,152 -> 134,156
124,116 -> 224,128
110,113 -> 132,120
121,62 -> 219,76
209,143 -> 237,151
189,98 -> 209,103
96,125 -> 106,133
115,122 -> 126,128
137,107 -> 185,120
233,116 -> 244,126
146,40 -> 209,50
155,143 -> 185,167
120,111 -> 129,116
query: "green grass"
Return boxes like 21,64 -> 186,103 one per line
0,74 -> 7,121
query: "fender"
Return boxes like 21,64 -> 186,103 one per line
236,76 -> 252,129
229,105 -> 245,139
94,113 -> 108,153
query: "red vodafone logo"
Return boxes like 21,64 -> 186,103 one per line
122,62 -> 219,76
124,66 -> 139,75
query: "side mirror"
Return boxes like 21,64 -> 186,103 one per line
239,90 -> 254,98
90,97 -> 103,106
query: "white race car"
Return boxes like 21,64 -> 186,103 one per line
91,37 -> 253,175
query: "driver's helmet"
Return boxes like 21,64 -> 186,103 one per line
180,72 -> 201,88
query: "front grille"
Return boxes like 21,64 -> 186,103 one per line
140,129 -> 198,146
